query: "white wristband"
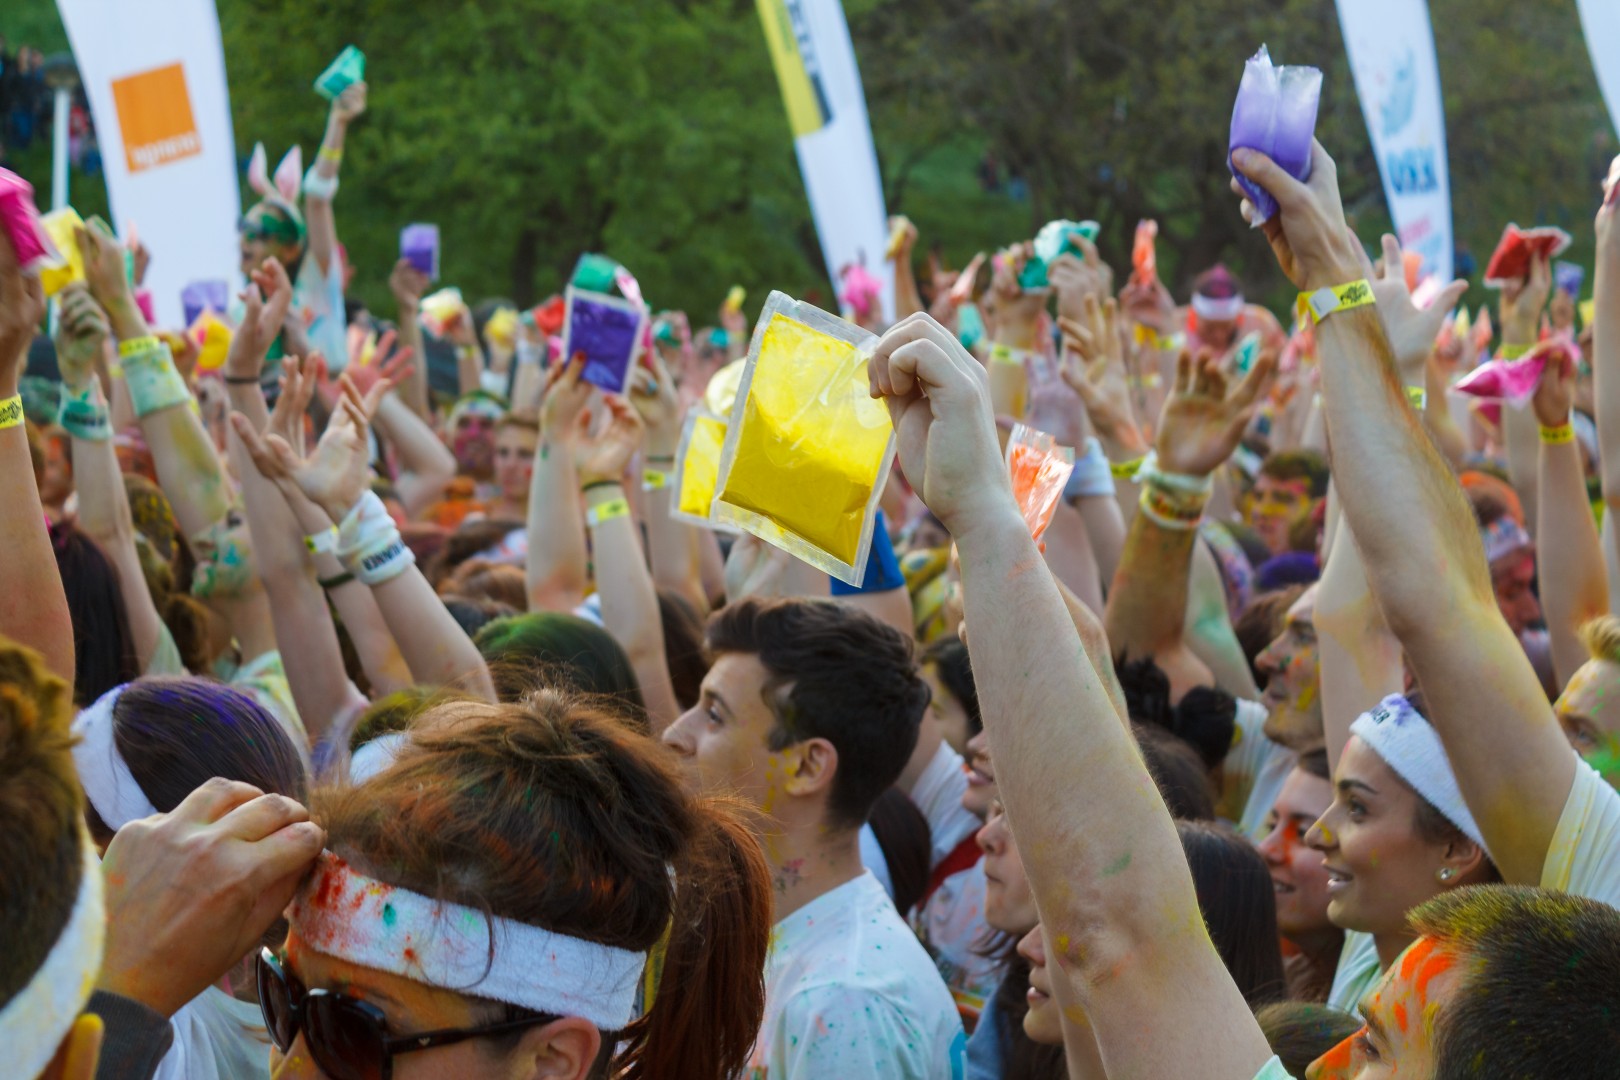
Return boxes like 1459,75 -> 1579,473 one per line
335,491 -> 415,586
304,526 -> 340,555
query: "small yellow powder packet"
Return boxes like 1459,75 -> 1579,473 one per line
712,292 -> 895,586
670,407 -> 735,530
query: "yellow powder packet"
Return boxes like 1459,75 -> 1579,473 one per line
39,207 -> 86,297
712,292 -> 894,586
670,407 -> 735,530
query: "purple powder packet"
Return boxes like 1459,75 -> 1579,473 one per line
562,287 -> 647,394
1555,261 -> 1585,299
400,224 -> 440,280
182,279 -> 229,327
1229,45 -> 1322,224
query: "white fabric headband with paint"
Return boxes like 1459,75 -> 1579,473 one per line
1192,292 -> 1246,322
0,835 -> 106,1080
1481,516 -> 1533,567
1350,694 -> 1489,856
289,851 -> 648,1031
71,684 -> 160,830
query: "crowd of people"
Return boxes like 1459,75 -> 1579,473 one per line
2,61 -> 1620,1080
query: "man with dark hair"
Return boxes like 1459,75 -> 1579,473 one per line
663,596 -> 965,1078
1247,449 -> 1329,556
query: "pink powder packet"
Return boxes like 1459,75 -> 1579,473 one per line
0,168 -> 59,273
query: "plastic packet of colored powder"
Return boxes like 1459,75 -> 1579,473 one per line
670,407 -> 738,532
711,292 -> 895,586
314,45 -> 365,101
562,286 -> 647,394
0,168 -> 59,273
39,207 -> 87,297
1132,219 -> 1159,287
1228,44 -> 1322,225
420,287 -> 465,337
1005,424 -> 1075,542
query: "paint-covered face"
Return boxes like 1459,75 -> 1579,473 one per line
1306,937 -> 1460,1080
922,662 -> 974,757
1016,924 -> 1064,1046
1550,288 -> 1577,330
40,432 -> 73,507
978,801 -> 1038,934
1247,473 -> 1314,556
1489,552 -> 1540,637
1197,317 -> 1239,352
1258,766 -> 1336,942
960,727 -> 996,819
1257,586 -> 1323,752
270,930 -> 506,1080
1304,737 -> 1455,938
492,424 -> 538,504
1555,658 -> 1620,786
451,414 -> 498,478
663,652 -> 785,819
239,203 -> 304,277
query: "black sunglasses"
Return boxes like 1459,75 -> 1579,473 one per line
257,948 -> 558,1080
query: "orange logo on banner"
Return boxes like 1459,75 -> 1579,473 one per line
110,63 -> 201,173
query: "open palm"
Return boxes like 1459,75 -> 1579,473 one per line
1155,349 -> 1275,478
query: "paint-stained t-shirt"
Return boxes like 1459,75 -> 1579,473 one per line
749,871 -> 966,1079
1325,930 -> 1380,1014
1252,1056 -> 1294,1080
1542,759 -> 1620,905
1224,697 -> 1296,842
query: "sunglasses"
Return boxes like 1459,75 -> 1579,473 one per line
238,213 -> 302,245
257,948 -> 558,1080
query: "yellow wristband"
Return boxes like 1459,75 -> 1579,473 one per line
988,343 -> 1029,368
107,362 -> 124,378
642,469 -> 669,492
118,335 -> 161,358
586,497 -> 631,527
1405,386 -> 1427,410
1540,422 -> 1576,445
1298,280 -> 1375,325
0,394 -> 22,431
1110,456 -> 1146,479
1498,344 -> 1531,361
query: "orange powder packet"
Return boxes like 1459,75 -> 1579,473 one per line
1006,423 -> 1075,541
712,292 -> 894,586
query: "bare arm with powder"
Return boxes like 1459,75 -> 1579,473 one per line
870,312 -> 1273,1080
1234,142 -> 1575,887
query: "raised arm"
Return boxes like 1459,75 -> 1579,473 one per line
54,286 -> 164,670
629,354 -> 705,614
387,258 -> 432,420
869,312 -> 1272,1080
1594,175 -> 1620,583
1531,345 -> 1608,690
1102,345 -> 1274,701
889,217 -> 924,320
0,226 -> 72,679
1498,256 -> 1553,530
1234,143 -> 1575,886
526,357 -> 591,613
304,82 -> 364,278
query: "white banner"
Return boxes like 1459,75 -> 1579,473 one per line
1335,0 -> 1454,282
55,0 -> 240,327
757,0 -> 893,322
1578,0 -> 1620,138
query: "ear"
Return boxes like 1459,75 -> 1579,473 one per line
247,143 -> 271,197
273,146 -> 304,204
781,737 -> 839,801
518,1015 -> 601,1080
39,1013 -> 103,1080
1441,835 -> 1490,885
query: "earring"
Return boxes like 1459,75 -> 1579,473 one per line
1438,867 -> 1455,882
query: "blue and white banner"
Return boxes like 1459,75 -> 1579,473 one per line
56,0 -> 241,326
1578,0 -> 1620,139
757,0 -> 893,321
1335,0 -> 1454,282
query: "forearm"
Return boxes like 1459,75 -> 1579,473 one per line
374,394 -> 454,515
1597,248 -> 1620,501
643,481 -> 705,614
893,252 -> 924,320
0,369 -> 73,679
526,437 -> 589,611
304,112 -> 349,274
1502,404 -> 1540,537
586,485 -> 680,730
1075,493 -> 1126,590
1184,538 -> 1261,701
1314,509 -> 1404,773
457,345 -> 483,397
395,301 -> 430,420
1539,436 -> 1608,690
1104,511 -> 1197,661
368,569 -> 495,700
72,428 -> 164,670
1042,501 -> 1104,613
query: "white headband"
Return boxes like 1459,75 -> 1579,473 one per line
1193,293 -> 1246,322
71,684 -> 160,830
348,731 -> 409,784
289,851 -> 648,1031
1350,695 -> 1489,856
0,834 -> 106,1080
1481,517 -> 1533,567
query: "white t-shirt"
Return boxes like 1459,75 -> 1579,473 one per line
1325,930 -> 1380,1013
294,252 -> 349,375
1224,698 -> 1296,841
1253,1056 -> 1293,1080
155,986 -> 271,1080
1541,759 -> 1620,905
749,872 -> 966,1079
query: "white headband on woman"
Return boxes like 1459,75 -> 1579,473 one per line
1349,694 -> 1489,855
0,834 -> 106,1080
1192,292 -> 1246,321
288,851 -> 648,1030
71,684 -> 159,830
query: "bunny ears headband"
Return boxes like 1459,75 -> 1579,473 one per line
245,143 -> 307,240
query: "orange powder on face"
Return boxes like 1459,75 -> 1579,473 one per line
1413,949 -> 1455,1002
1393,1000 -> 1409,1033
1309,1031 -> 1356,1079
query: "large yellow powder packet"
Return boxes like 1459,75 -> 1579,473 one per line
39,207 -> 86,297
712,292 -> 895,587
670,407 -> 735,530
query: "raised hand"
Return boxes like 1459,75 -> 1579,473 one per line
1154,348 -> 1276,478
224,258 -> 293,383
1502,253 -> 1553,345
336,328 -> 414,406
1359,233 -> 1468,386
576,394 -> 646,486
869,312 -> 1018,536
540,354 -> 593,442
1049,236 -> 1114,326
1229,141 -> 1366,292
331,81 -> 367,125
74,218 -> 135,315
1059,295 -> 1140,445
1118,276 -> 1177,335
231,374 -> 374,520
627,349 -> 682,457
1531,341 -> 1577,430
388,258 -> 430,315
53,283 -> 110,391
267,354 -> 319,455
0,227 -> 45,380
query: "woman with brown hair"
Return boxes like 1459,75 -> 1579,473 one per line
263,691 -> 770,1080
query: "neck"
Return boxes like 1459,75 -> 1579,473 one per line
762,822 -> 865,922
1373,927 -> 1419,972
